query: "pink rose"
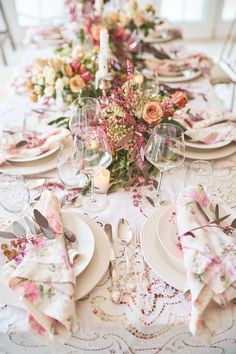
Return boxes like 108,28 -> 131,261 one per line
71,59 -> 81,73
80,71 -> 92,84
143,101 -> 163,125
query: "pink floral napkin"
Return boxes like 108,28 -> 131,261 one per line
4,190 -> 78,344
152,53 -> 213,76
176,185 -> 236,344
183,112 -> 236,144
0,128 -> 69,165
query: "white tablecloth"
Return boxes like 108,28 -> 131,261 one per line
0,41 -> 236,354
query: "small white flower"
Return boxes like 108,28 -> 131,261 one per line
43,66 -> 56,86
44,86 -> 54,97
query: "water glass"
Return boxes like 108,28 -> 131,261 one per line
57,149 -> 88,188
185,160 -> 213,190
0,173 -> 30,220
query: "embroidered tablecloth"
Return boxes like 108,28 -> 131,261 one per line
0,40 -> 236,354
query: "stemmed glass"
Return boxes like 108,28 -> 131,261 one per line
77,127 -> 112,213
145,123 -> 185,205
185,160 -> 213,190
69,97 -> 102,140
0,173 -> 30,222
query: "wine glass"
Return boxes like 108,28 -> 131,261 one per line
0,173 -> 30,222
145,123 -> 185,205
69,97 -> 102,139
77,128 -> 112,213
185,160 -> 213,190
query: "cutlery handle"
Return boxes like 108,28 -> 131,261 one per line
110,260 -> 121,304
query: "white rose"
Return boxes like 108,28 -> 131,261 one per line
43,66 -> 56,86
34,85 -> 41,94
44,86 -> 54,97
72,45 -> 84,59
55,78 -> 64,91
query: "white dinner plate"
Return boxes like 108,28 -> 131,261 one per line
185,143 -> 236,160
143,31 -> 175,44
0,210 -> 110,308
158,69 -> 201,83
185,140 -> 230,150
8,144 -> 62,163
156,204 -> 184,270
141,206 -> 186,291
0,137 -> 72,176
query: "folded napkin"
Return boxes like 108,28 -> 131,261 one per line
183,112 -> 236,144
176,185 -> 236,344
148,53 -> 213,76
4,190 -> 78,344
0,128 -> 69,165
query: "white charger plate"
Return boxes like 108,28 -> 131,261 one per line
185,140 -> 230,150
141,206 -> 186,291
185,143 -> 236,160
158,69 -> 201,83
0,209 -> 110,308
8,144 -> 62,163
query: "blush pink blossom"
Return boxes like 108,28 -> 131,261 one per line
189,189 -> 209,207
21,281 -> 40,302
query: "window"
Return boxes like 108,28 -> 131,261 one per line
14,0 -> 65,27
221,0 -> 236,21
160,0 -> 207,22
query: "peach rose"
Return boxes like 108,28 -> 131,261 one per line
143,101 -> 163,124
91,25 -> 106,42
49,58 -> 63,72
33,58 -> 48,70
107,12 -> 120,23
171,91 -> 188,109
69,75 -> 85,93
134,11 -> 145,27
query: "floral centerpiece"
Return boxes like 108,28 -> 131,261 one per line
28,47 -> 99,105
100,61 -> 188,191
78,1 -> 158,69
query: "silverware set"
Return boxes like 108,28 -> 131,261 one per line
104,219 -> 151,304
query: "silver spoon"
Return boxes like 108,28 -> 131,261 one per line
117,218 -> 136,291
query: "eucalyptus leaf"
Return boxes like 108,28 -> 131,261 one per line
0,231 -> 17,239
33,209 -> 49,229
15,140 -> 28,149
146,196 -> 155,207
64,230 -> 76,243
12,221 -> 26,237
231,219 -> 236,228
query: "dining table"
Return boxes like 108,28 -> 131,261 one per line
0,23 -> 236,354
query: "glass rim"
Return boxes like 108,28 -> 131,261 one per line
153,122 -> 184,137
71,96 -> 100,107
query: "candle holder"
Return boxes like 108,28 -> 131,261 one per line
98,74 -> 112,96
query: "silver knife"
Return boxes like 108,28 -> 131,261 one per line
104,224 -> 121,304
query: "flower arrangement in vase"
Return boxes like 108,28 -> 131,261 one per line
100,61 -> 188,191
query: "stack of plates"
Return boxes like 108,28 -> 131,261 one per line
0,210 -> 110,308
185,139 -> 236,160
0,127 -> 72,176
141,205 -> 186,291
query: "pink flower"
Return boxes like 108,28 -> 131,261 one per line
189,190 -> 209,207
28,314 -> 46,336
21,281 -> 40,303
71,59 -> 81,73
80,71 -> 92,84
171,91 -> 188,109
